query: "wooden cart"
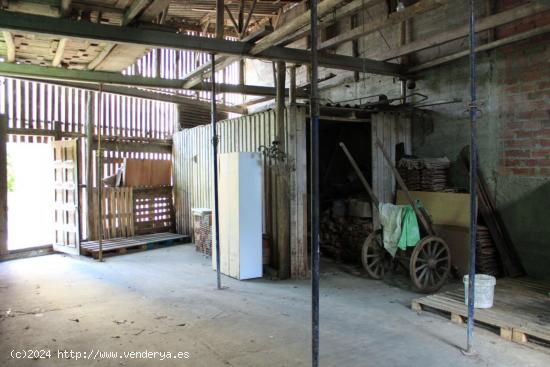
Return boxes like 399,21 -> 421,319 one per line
340,141 -> 451,293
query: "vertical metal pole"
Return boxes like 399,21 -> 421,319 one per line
86,92 -> 94,241
96,87 -> 103,262
310,0 -> 320,366
466,0 -> 478,354
211,53 -> 222,290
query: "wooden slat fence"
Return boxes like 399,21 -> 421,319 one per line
0,77 -> 178,143
90,187 -> 134,240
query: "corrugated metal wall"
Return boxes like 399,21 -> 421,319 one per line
172,106 -> 309,278
174,109 -> 278,235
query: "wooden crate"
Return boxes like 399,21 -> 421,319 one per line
412,278 -> 550,347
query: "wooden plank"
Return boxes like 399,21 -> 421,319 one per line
2,31 -> 15,63
372,2 -> 548,61
250,0 -> 343,55
409,23 -> 550,72
52,38 -> 68,67
320,0 -> 448,50
412,278 -> 550,344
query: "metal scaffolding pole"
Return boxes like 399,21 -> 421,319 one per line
212,0 -> 223,291
211,53 -> 222,290
96,86 -> 104,262
466,0 -> 478,354
310,0 -> 320,366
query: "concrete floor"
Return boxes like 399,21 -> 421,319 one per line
1,244 -> 549,367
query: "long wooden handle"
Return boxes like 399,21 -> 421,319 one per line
375,138 -> 435,236
339,142 -> 380,210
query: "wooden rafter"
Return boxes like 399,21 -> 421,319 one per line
409,23 -> 550,72
250,0 -> 346,55
52,38 -> 68,67
60,0 -> 72,17
122,0 -> 150,26
241,0 -> 257,38
319,0 -> 449,50
371,1 -> 548,61
224,5 -> 240,35
2,31 -> 15,63
88,0 -> 170,71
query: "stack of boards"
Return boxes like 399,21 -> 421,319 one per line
398,157 -> 451,192
476,225 -> 501,276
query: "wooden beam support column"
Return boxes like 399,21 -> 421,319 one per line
0,116 -> 7,256
275,60 -> 289,279
289,65 -> 296,105
238,0 -> 245,33
216,0 -> 224,40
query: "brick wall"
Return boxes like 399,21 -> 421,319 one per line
497,34 -> 550,177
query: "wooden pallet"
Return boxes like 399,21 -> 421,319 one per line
80,232 -> 189,258
412,278 -> 550,347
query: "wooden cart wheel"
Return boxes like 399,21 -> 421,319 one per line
410,236 -> 451,293
361,230 -> 386,280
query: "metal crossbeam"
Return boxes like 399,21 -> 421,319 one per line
0,62 -> 303,98
0,11 -> 401,76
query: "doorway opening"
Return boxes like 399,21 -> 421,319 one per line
7,142 -> 54,251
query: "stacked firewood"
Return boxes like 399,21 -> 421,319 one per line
320,210 -> 373,263
476,225 -> 501,276
398,157 -> 451,192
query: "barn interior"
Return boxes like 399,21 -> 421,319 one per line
0,1 -> 550,366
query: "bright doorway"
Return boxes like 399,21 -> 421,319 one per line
7,142 -> 54,250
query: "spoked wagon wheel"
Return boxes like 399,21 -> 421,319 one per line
361,230 -> 387,280
410,236 -> 451,293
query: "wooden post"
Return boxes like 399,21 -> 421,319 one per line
0,116 -> 7,256
54,121 -> 62,140
85,91 -> 94,240
216,0 -> 224,40
276,62 -> 286,145
276,61 -> 289,279
289,65 -> 296,105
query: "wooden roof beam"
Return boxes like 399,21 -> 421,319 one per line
122,0 -> 150,26
250,0 -> 347,55
60,0 -> 72,17
52,38 -> 68,67
319,0 -> 449,50
2,31 -> 15,62
371,1 -> 549,61
276,0 -> 384,46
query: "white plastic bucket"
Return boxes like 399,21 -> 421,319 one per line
463,274 -> 496,309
